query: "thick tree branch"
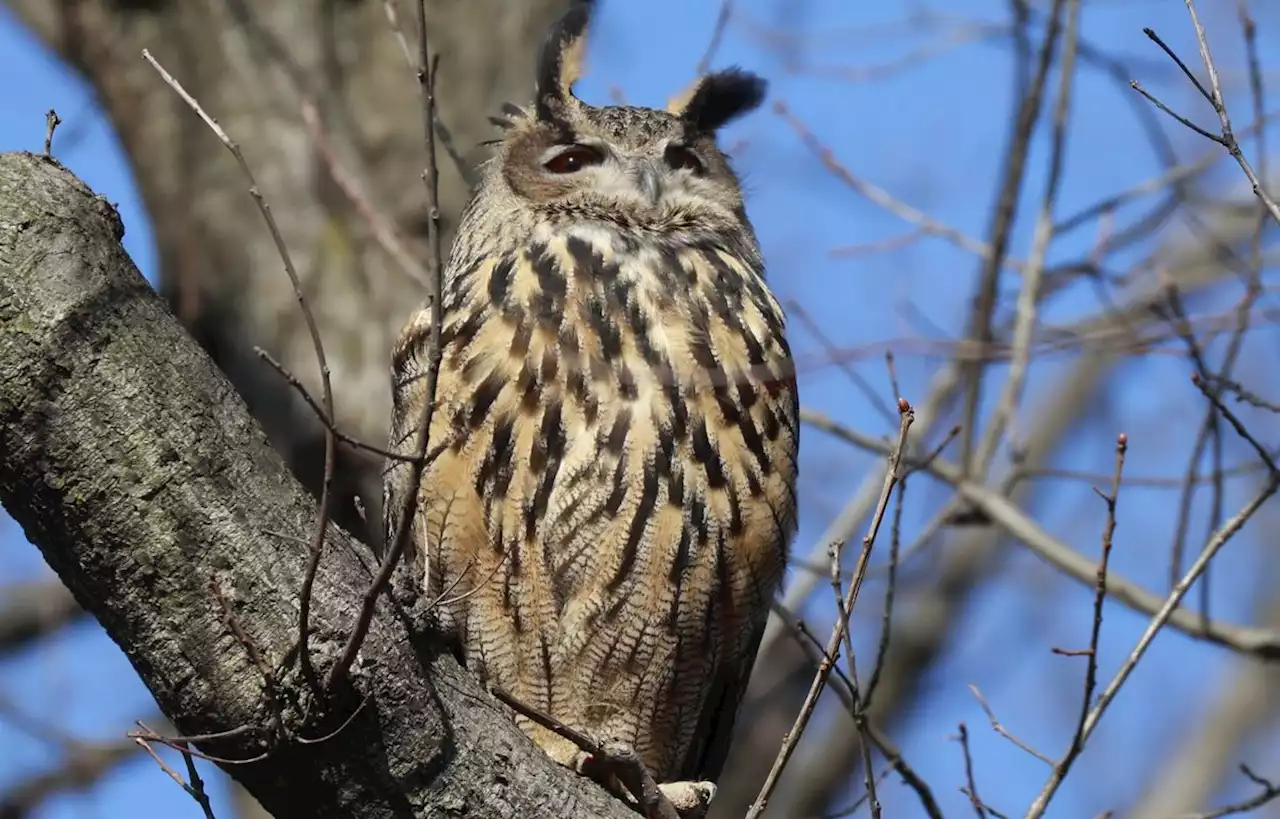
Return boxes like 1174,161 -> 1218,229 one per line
0,151 -> 632,819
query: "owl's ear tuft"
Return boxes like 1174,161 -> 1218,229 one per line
667,68 -> 767,133
536,0 -> 595,123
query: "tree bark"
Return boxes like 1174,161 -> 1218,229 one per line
3,0 -> 572,541
0,151 -> 633,819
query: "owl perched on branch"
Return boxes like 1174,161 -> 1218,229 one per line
384,1 -> 798,814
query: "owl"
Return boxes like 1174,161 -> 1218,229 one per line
383,1 -> 798,815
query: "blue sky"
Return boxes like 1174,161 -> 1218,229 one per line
3,1 -> 1280,817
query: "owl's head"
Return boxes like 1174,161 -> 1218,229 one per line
483,0 -> 766,235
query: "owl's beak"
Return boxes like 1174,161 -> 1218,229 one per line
631,159 -> 664,206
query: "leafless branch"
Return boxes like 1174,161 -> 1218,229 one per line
140,48 -> 338,696
326,0 -> 446,693
801,409 -> 1280,658
745,399 -> 915,819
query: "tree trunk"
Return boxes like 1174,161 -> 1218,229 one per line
0,150 -> 634,819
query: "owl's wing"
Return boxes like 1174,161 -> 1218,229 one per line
679,579 -> 770,783
383,303 -> 440,569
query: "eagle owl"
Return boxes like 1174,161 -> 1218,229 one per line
384,1 -> 798,813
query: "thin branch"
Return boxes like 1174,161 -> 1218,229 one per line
801,409 -> 1280,658
1192,373 -> 1279,474
43,109 -> 60,158
1024,474 -> 1280,817
788,299 -> 898,427
1139,11 -> 1280,224
1028,434 -> 1127,812
381,0 -> 475,187
958,0 -> 1066,473
827,538 -> 881,819
134,725 -> 218,819
300,98 -> 431,288
1173,766 -> 1280,819
254,347 -> 422,463
969,685 -> 1054,766
745,400 -> 915,819
1206,374 -> 1280,414
140,48 -> 338,696
774,101 -> 1023,272
696,0 -> 734,76
327,0 -> 446,692
976,0 -> 1081,470
956,723 -> 989,819
776,606 -> 944,819
1130,80 -> 1224,144
863,462 -> 906,707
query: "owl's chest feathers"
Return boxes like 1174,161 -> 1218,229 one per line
455,224 -> 786,392
441,226 -> 796,607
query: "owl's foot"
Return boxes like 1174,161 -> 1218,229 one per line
656,780 -> 717,819
489,688 -> 708,818
577,741 -> 700,819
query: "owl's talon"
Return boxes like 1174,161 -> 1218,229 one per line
576,741 -> 683,819
658,781 -> 717,819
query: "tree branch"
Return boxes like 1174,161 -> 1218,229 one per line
0,151 -> 632,819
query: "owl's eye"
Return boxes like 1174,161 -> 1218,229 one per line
544,144 -> 605,174
664,145 -> 704,174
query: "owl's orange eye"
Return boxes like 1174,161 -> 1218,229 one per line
544,144 -> 605,174
664,145 -> 704,174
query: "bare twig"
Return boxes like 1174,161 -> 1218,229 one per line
827,539 -> 881,818
43,109 -> 61,157
381,0 -> 475,187
695,0 -> 734,76
956,723 -> 989,819
1136,12 -> 1280,224
254,347 -> 421,463
381,0 -> 415,68
1205,374 -> 1280,413
976,0 -> 1081,468
127,722 -> 269,766
776,101 -> 1019,272
178,743 -> 217,819
140,48 -> 339,696
776,607 -> 944,819
1193,373 -> 1279,475
788,299 -> 898,427
801,409 -> 1280,658
133,725 -> 218,819
745,399 -> 915,819
863,461 -> 906,706
969,685 -> 1053,766
1027,434 -> 1127,811
1024,474 -> 1280,817
958,0 -> 1066,473
1173,766 -> 1280,818
300,99 -> 431,288
326,0 -> 446,692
